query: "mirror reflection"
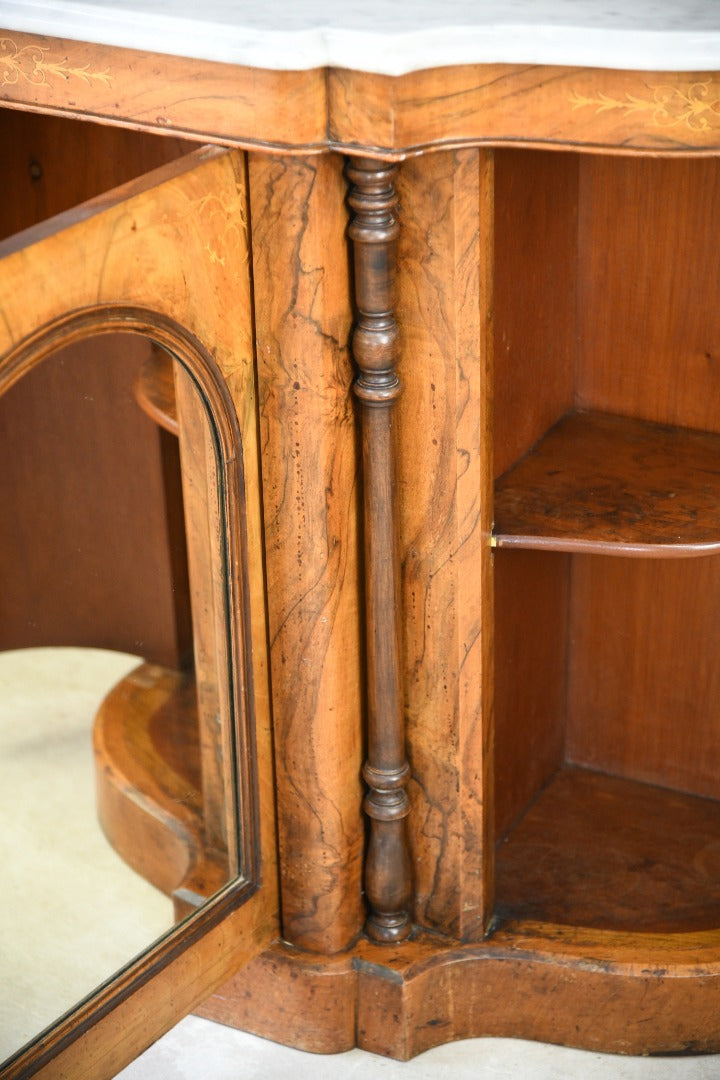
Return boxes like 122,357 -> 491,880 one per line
0,333 -> 236,1061
0,645 -> 170,1056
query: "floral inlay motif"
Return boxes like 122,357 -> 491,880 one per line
0,38 -> 112,88
164,187 -> 248,269
569,81 -> 720,132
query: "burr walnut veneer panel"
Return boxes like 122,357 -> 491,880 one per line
247,152 -> 364,954
395,149 -> 494,940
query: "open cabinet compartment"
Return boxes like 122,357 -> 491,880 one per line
492,148 -> 720,936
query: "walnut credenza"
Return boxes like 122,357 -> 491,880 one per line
3,19 -> 720,1077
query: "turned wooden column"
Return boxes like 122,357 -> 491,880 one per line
347,156 -> 412,943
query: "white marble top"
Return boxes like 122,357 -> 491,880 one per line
1,1 -> 719,76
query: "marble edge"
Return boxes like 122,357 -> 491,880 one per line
1,5 -> 720,75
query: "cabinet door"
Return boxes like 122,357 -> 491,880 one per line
0,147 -> 277,1078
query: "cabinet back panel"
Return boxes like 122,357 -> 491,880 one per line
567,556 -> 720,800
494,549 -> 569,838
568,157 -> 720,794
492,150 -> 577,834
493,150 -> 577,478
492,151 -> 576,833
0,109 -> 192,239
576,156 -> 720,431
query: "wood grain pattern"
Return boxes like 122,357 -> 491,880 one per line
212,926 -> 720,1060
5,48 -> 720,1064
18,885 -> 276,1080
197,944 -> 356,1055
491,148 -> 576,841
0,109 -> 192,239
495,409 -> 720,556
0,147 -> 278,1077
2,32 -> 720,158
209,144 -> 720,1053
329,65 -> 720,157
247,152 -> 364,954
394,149 -> 493,940
354,928 -> 720,1059
0,31 -> 326,151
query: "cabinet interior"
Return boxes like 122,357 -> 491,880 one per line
492,148 -> 720,932
0,111 -> 193,664
0,113 -> 232,909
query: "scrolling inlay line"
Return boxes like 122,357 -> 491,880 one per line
0,38 -> 112,88
570,81 -> 720,131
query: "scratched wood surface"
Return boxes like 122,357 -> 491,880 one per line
245,151 -> 364,954
2,57 -> 720,1066
354,927 -> 720,1058
394,149 -> 493,940
216,920 -> 720,1058
0,147 -> 278,1079
197,942 -> 357,1055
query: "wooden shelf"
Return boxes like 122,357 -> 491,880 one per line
93,663 -> 229,916
494,410 -> 720,557
134,348 -> 178,436
496,766 -> 720,933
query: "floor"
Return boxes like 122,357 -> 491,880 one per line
0,647 -> 172,1062
3,647 -> 720,1079
119,1017 -> 720,1080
